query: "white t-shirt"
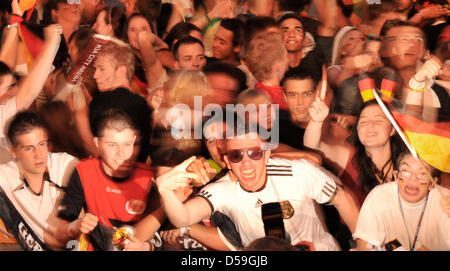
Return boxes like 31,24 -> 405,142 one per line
197,158 -> 341,250
0,152 -> 78,246
354,182 -> 450,251
0,98 -> 17,164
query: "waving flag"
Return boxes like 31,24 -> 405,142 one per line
372,89 -> 450,173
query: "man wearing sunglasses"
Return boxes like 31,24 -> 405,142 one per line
156,125 -> 360,250
354,151 -> 450,251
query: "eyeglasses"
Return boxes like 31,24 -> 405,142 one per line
226,148 -> 264,163
396,170 -> 429,186
384,35 -> 424,46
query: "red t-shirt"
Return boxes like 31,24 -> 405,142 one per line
255,82 -> 288,110
76,158 -> 154,228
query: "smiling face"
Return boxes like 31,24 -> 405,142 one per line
357,104 -> 395,149
280,18 -> 304,53
395,154 -> 433,203
11,128 -> 49,178
224,132 -> 270,192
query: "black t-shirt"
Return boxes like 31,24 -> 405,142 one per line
89,88 -> 153,162
433,83 -> 450,122
287,47 -> 325,84
278,111 -> 306,151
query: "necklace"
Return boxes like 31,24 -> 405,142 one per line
397,191 -> 429,251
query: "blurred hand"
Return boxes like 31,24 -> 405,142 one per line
147,87 -> 164,112
44,24 -> 62,44
418,5 -> 449,20
160,228 -> 182,245
344,54 -> 373,71
414,56 -> 442,82
124,234 -> 152,251
209,0 -> 234,19
72,213 -> 98,235
308,97 -> 330,123
186,156 -> 216,187
156,156 -> 203,193
11,0 -> 23,17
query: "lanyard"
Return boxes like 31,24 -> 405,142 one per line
397,192 -> 429,251
375,160 -> 392,184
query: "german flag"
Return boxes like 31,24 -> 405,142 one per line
358,75 -> 375,102
372,89 -> 450,173
392,112 -> 450,173
17,22 -> 44,71
380,74 -> 397,103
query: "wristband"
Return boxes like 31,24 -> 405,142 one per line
408,77 -> 426,92
179,226 -> 191,237
7,23 -> 18,29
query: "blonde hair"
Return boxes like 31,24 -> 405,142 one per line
237,88 -> 272,106
244,32 -> 286,81
331,26 -> 360,66
165,70 -> 213,108
98,38 -> 135,82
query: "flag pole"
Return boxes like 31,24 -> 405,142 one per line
372,90 -> 444,195
372,89 -> 418,159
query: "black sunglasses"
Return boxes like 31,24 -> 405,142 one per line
226,148 -> 264,163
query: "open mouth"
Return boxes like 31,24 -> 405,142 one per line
404,185 -> 419,197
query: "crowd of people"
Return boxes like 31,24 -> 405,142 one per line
0,0 -> 449,251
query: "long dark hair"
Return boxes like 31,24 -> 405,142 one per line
348,100 -> 407,195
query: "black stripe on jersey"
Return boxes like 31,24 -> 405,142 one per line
323,182 -> 335,194
324,181 -> 335,193
322,186 -> 333,197
266,169 -> 293,172
266,165 -> 292,168
322,188 -> 332,197
267,173 -> 294,177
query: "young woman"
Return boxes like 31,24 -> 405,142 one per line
304,98 -> 406,206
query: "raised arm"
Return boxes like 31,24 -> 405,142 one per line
156,156 -> 212,227
0,0 -> 22,70
405,56 -> 442,107
137,31 -> 168,90
304,96 -> 330,151
15,24 -> 62,111
313,0 -> 338,37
